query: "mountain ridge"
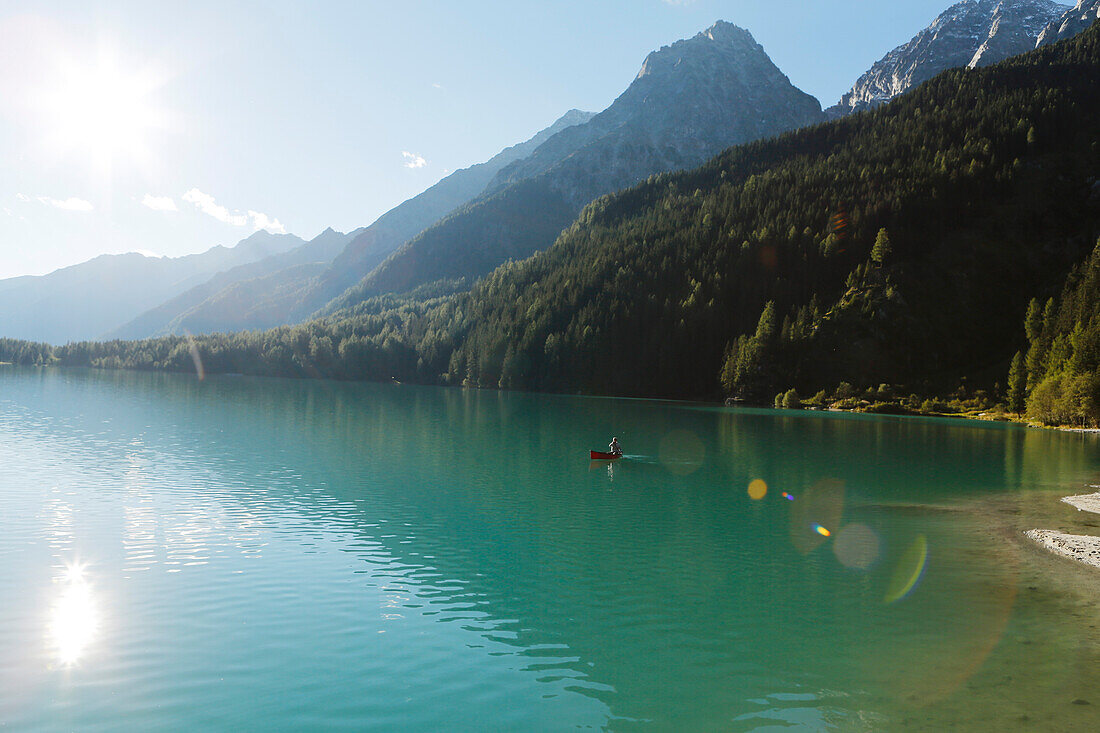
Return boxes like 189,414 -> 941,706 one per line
104,227 -> 358,340
0,230 -> 304,344
324,20 -> 824,309
125,109 -> 596,339
1038,0 -> 1100,44
827,0 -> 1067,117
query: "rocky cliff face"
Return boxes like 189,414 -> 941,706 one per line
828,0 -> 1067,117
333,21 -> 824,304
1037,0 -> 1100,45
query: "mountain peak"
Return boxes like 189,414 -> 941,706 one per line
489,20 -> 821,202
827,0 -> 1066,117
333,20 -> 825,302
698,20 -> 755,45
557,109 -> 595,126
1037,0 -> 1099,46
635,20 -> 768,82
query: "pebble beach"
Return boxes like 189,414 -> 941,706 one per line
1027,492 -> 1100,569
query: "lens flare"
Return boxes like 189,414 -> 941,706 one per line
187,332 -> 205,381
747,479 -> 768,500
789,479 -> 845,555
885,534 -> 929,604
658,430 -> 705,476
782,492 -> 795,501
758,245 -> 778,271
833,523 -> 881,569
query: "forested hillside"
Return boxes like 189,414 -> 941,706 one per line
448,21 -> 1100,399
5,22 -> 1100,425
1014,238 -> 1100,424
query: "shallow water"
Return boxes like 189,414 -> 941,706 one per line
2,367 -> 1100,731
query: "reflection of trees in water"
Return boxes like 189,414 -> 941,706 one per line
717,408 -> 1100,504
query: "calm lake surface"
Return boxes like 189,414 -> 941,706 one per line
3,367 -> 1100,731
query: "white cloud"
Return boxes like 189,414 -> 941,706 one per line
2,206 -> 12,216
402,151 -> 427,169
15,193 -> 31,202
39,196 -> 93,211
183,188 -> 248,226
248,210 -> 286,234
432,82 -> 442,89
142,194 -> 178,212
182,188 -> 285,233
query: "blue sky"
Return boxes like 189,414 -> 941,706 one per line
0,0 -> 957,279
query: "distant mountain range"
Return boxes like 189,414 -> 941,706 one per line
104,227 -> 356,340
0,230 -> 304,344
107,109 -> 596,340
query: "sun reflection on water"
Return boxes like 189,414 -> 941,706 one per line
49,561 -> 98,668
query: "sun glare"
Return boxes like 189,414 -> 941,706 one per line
38,48 -> 168,171
49,561 -> 99,667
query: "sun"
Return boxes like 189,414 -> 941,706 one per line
38,48 -> 168,171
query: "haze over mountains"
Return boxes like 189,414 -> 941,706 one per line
0,231 -> 303,344
104,227 -> 357,340
4,2 -> 1100,349
108,109 -> 596,340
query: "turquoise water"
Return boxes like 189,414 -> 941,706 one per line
3,368 -> 1100,731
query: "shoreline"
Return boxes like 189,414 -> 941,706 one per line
1027,492 -> 1100,569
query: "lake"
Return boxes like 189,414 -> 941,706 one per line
2,367 -> 1100,731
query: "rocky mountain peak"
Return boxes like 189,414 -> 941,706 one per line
635,21 -> 764,82
481,20 -> 822,205
827,0 -> 1067,117
557,108 -> 594,124
700,20 -> 757,45
1037,0 -> 1100,45
970,0 -> 1072,65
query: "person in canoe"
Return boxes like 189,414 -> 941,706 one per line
609,437 -> 622,456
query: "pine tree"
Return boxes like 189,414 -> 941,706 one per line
1024,298 -> 1042,343
1007,350 -> 1026,413
755,300 -> 777,341
871,228 -> 892,265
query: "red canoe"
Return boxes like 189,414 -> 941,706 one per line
590,450 -> 623,460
